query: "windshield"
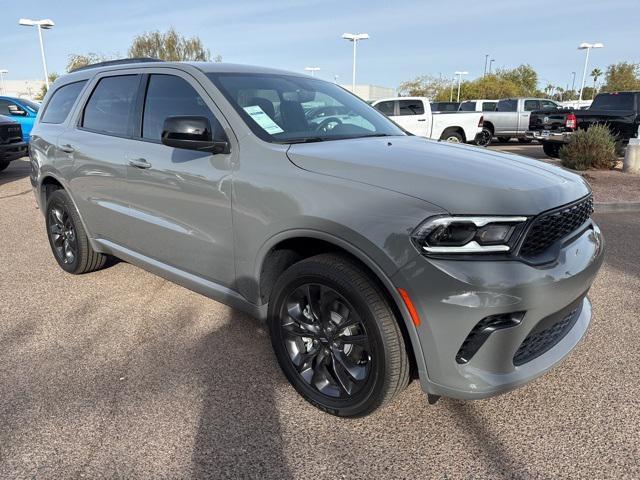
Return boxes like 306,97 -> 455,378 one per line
206,73 -> 405,143
20,99 -> 40,113
590,92 -> 636,111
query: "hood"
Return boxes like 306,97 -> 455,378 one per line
0,115 -> 17,125
287,136 -> 590,215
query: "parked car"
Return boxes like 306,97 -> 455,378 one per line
430,101 -> 460,112
0,115 -> 27,171
0,96 -> 40,142
30,60 -> 604,417
483,97 -> 561,142
458,99 -> 498,112
372,97 -> 484,144
528,91 -> 640,157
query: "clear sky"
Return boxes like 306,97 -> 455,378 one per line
1,0 -> 638,90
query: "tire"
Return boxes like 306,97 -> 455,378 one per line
542,141 -> 561,158
45,189 -> 108,274
475,128 -> 492,147
268,253 -> 410,417
0,159 -> 10,172
518,137 -> 533,144
497,136 -> 511,143
441,131 -> 464,143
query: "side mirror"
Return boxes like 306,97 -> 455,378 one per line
8,105 -> 27,117
161,116 -> 230,154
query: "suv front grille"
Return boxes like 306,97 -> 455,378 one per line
519,195 -> 593,258
0,124 -> 23,144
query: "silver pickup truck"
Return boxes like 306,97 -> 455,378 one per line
482,98 -> 560,142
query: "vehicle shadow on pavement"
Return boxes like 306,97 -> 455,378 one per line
190,312 -> 293,479
0,158 -> 30,189
446,401 -> 529,479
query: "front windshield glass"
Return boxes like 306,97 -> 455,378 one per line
207,73 -> 405,143
20,99 -> 40,113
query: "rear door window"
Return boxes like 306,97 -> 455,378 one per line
496,99 -> 517,112
82,75 -> 140,136
398,100 -> 424,115
482,102 -> 497,111
459,101 -> 476,111
374,100 -> 395,116
40,81 -> 87,124
590,92 -> 635,111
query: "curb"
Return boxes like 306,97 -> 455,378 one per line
594,201 -> 640,214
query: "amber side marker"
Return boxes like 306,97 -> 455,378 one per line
398,288 -> 421,327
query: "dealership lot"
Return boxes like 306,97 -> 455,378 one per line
1,158 -> 638,479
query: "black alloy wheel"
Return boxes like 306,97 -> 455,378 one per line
280,283 -> 372,399
48,202 -> 78,266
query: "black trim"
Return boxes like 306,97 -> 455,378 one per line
70,58 -> 163,73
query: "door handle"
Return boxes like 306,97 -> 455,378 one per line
417,119 -> 426,122
128,158 -> 152,169
59,144 -> 75,153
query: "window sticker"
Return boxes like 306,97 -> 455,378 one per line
243,105 -> 284,134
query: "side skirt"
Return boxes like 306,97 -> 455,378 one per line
94,239 -> 267,320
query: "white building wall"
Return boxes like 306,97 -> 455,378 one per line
341,84 -> 396,102
1,80 -> 45,100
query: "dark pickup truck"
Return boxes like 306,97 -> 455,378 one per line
527,91 -> 640,157
0,115 -> 27,171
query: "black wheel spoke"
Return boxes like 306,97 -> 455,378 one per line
280,282 -> 372,400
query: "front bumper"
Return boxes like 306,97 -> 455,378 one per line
0,141 -> 28,162
393,222 -> 604,399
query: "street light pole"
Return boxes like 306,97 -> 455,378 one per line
484,54 -> 489,76
571,71 -> 576,94
19,18 -> 55,89
577,42 -> 603,108
304,67 -> 320,77
454,71 -> 468,103
0,70 -> 7,95
489,59 -> 495,75
342,33 -> 369,93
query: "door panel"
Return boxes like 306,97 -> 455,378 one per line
391,99 -> 428,136
124,72 -> 235,287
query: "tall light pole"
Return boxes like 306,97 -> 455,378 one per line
488,58 -> 495,75
19,18 -> 55,89
570,71 -> 576,94
341,33 -> 369,93
454,71 -> 468,102
483,54 -> 489,76
577,42 -> 603,107
0,70 -> 7,95
304,67 -> 320,77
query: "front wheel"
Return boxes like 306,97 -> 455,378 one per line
268,254 -> 410,417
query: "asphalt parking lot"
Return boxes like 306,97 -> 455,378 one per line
1,158 -> 639,479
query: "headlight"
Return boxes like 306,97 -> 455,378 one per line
411,216 -> 528,254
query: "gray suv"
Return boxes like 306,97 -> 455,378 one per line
30,60 -> 604,417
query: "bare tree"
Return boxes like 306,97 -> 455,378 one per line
128,27 -> 219,62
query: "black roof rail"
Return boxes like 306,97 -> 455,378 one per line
70,58 -> 164,73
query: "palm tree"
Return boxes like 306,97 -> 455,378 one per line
556,86 -> 565,101
590,68 -> 603,98
544,84 -> 554,98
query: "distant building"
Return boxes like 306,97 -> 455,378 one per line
1,80 -> 45,100
341,84 -> 396,102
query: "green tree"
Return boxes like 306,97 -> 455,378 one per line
590,67 -> 602,96
34,72 -> 60,100
397,75 -> 451,99
601,62 -> 640,92
499,64 -> 539,95
67,52 -> 115,72
128,27 -> 219,62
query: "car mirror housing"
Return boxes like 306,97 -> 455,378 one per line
161,116 -> 230,154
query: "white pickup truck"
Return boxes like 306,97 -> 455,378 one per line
372,97 -> 485,145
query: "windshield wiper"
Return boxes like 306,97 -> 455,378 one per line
282,137 -> 326,144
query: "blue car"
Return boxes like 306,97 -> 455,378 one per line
0,96 -> 40,142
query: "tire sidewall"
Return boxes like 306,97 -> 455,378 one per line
45,190 -> 81,273
268,261 -> 389,417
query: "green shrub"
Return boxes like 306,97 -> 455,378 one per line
559,124 -> 618,170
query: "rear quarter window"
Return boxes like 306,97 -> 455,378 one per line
40,81 -> 87,124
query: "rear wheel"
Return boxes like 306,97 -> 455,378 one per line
542,141 -> 561,158
45,189 -> 109,274
268,254 -> 410,417
497,136 -> 512,143
0,160 -> 10,172
475,128 -> 492,147
441,131 -> 464,143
